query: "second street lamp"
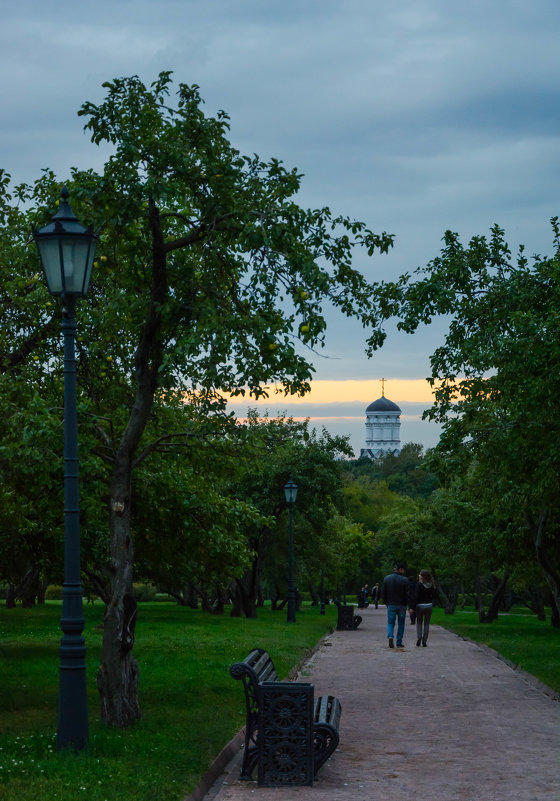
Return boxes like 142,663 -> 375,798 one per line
283,475 -> 298,623
33,185 -> 98,751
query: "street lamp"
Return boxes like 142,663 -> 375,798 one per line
33,186 -> 98,751
283,475 -> 298,623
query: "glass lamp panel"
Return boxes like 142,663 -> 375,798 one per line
38,238 -> 64,294
61,237 -> 92,295
284,481 -> 298,504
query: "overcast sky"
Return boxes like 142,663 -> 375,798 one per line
2,1 -> 559,453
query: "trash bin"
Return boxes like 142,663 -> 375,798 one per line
336,604 -> 355,631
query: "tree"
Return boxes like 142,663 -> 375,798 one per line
6,71 -> 399,726
111,402 -> 264,608
343,444 -> 438,500
395,222 -> 560,625
226,412 -> 353,617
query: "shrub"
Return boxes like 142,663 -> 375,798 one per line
132,582 -> 157,601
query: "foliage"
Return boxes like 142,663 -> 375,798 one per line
223,411 -> 354,613
338,445 -> 439,586
343,443 -> 439,498
0,70 -> 402,724
395,221 -> 560,623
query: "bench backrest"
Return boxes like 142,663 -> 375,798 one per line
230,648 -> 278,721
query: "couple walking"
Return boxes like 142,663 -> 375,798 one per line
383,561 -> 435,648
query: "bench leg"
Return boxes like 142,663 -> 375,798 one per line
240,745 -> 259,780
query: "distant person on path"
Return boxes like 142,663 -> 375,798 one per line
382,561 -> 409,648
358,586 -> 365,608
371,582 -> 381,608
409,570 -> 436,646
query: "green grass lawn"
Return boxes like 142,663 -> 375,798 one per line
433,606 -> 560,695
0,601 -> 336,801
1,601 -> 558,801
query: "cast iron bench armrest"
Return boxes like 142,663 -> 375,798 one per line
229,648 -> 278,780
313,694 -> 342,773
230,648 -> 341,784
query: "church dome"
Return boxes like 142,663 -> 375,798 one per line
366,396 -> 401,413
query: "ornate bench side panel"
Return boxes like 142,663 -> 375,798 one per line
257,682 -> 314,787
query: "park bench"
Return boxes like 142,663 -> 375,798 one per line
229,647 -> 341,786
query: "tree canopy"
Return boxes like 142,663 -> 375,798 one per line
395,222 -> 560,624
0,71 -> 401,726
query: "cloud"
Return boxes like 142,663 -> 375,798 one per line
1,0 -> 558,454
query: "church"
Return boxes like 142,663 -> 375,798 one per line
360,379 -> 401,459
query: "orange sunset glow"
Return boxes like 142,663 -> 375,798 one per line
228,379 -> 437,406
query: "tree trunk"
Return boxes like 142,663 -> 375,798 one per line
213,586 -> 227,615
309,582 -> 319,607
6,584 -> 16,608
479,572 -> 510,623
193,583 -> 216,613
96,196 -> 174,725
96,464 -> 141,728
84,569 -> 111,605
269,584 -> 280,611
229,546 -> 263,618
166,587 -> 196,606
232,571 -> 258,618
432,570 -> 455,614
517,587 -> 546,621
16,567 -> 40,608
229,582 -> 243,617
529,509 -> 560,628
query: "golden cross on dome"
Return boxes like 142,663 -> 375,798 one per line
381,377 -> 386,397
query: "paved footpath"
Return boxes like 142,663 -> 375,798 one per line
196,606 -> 560,801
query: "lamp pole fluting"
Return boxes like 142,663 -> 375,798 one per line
33,186 -> 98,751
58,294 -> 89,750
283,475 -> 298,623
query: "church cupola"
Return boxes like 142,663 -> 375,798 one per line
360,378 -> 401,459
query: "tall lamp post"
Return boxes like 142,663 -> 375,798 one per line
33,186 -> 98,751
284,475 -> 298,623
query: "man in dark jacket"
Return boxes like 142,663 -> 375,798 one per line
382,561 -> 410,648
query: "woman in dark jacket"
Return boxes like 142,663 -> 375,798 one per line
409,570 -> 435,646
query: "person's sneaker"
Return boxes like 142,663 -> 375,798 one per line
416,639 -> 421,646
388,637 -> 394,648
422,641 -> 428,647
396,642 -> 404,648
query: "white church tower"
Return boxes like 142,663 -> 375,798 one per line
360,378 -> 401,459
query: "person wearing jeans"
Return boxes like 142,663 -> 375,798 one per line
382,561 -> 410,648
410,570 -> 436,646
